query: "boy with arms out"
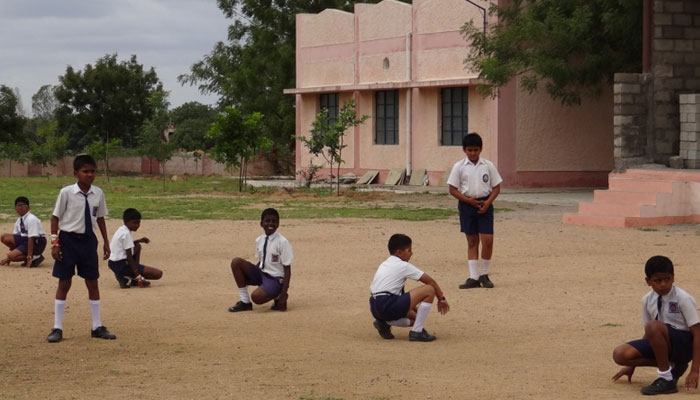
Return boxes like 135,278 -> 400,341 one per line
108,208 -> 163,289
0,196 -> 46,267
447,132 -> 502,289
369,234 -> 450,342
612,255 -> 700,395
47,155 -> 115,343
228,208 -> 293,312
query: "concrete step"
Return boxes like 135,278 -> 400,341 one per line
593,190 -> 658,204
607,177 -> 674,193
578,202 -> 642,217
562,213 -> 627,227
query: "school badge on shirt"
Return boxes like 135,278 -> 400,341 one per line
482,174 -> 489,183
272,254 -> 279,262
668,302 -> 680,313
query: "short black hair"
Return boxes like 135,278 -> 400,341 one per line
14,196 -> 29,206
645,255 -> 674,277
388,233 -> 412,254
122,208 -> 142,223
73,154 -> 97,171
261,208 -> 279,222
462,132 -> 483,148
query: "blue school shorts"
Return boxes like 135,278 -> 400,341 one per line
245,261 -> 283,298
108,259 -> 145,278
52,231 -> 99,280
458,197 -> 494,235
369,293 -> 411,322
628,324 -> 693,364
13,234 -> 47,256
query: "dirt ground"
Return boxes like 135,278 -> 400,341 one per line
2,197 -> 700,399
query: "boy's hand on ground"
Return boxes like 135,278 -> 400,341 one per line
51,246 -> 62,261
611,366 -> 635,382
437,299 -> 450,314
275,293 -> 288,311
685,371 -> 699,390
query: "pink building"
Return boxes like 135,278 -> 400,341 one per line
285,0 -> 614,187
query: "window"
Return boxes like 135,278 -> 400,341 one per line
375,90 -> 398,145
441,87 -> 468,146
319,93 -> 339,126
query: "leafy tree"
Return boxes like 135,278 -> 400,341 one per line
169,101 -> 218,151
206,107 -> 270,191
32,85 -> 59,121
297,98 -> 368,195
138,91 -> 177,187
55,54 -> 164,169
84,138 -> 121,181
179,0 -> 409,173
28,120 -> 68,169
462,0 -> 642,106
0,85 -> 28,171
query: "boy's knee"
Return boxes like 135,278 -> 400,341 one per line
230,257 -> 244,269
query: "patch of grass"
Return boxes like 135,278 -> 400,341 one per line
0,176 -> 457,222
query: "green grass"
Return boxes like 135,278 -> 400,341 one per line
0,176 -> 457,222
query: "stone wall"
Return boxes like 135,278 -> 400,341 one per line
614,73 -> 652,170
679,93 -> 700,168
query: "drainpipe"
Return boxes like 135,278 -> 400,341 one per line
405,32 -> 412,175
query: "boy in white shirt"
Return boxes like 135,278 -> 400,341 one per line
369,234 -> 450,342
0,196 -> 46,267
447,132 -> 502,289
108,208 -> 163,289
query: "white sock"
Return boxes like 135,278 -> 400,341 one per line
54,300 -> 66,330
411,302 -> 432,333
658,367 -> 673,381
481,259 -> 491,275
238,287 -> 250,303
468,259 -> 479,280
387,318 -> 412,327
89,300 -> 101,330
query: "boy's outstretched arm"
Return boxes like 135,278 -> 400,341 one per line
686,323 -> 700,390
276,265 -> 291,311
418,273 -> 450,314
97,217 -> 110,260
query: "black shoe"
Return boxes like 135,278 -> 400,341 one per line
115,273 -> 130,289
130,278 -> 151,288
409,329 -> 436,342
373,319 -> 394,340
91,326 -> 117,340
29,255 -> 45,268
641,377 -> 678,395
479,274 -> 494,288
47,328 -> 63,343
459,278 -> 481,289
672,362 -> 689,382
228,301 -> 252,312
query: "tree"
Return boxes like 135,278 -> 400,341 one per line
169,101 -> 218,152
179,0 -> 409,173
138,91 -> 177,187
206,107 -> 270,191
27,120 -> 68,169
32,85 -> 59,121
462,0 -> 642,106
55,54 -> 164,164
0,85 -> 28,173
298,98 -> 368,195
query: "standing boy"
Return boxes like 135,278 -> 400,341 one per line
47,154 -> 115,343
447,132 -> 502,289
612,255 -> 700,395
0,196 -> 46,267
369,233 -> 450,342
228,208 -> 293,312
108,208 -> 163,289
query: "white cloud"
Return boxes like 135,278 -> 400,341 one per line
0,0 -> 231,115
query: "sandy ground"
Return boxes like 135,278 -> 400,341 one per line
2,198 -> 700,399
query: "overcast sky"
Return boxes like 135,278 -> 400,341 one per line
0,0 -> 230,115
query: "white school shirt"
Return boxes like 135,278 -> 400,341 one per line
446,157 -> 503,198
641,286 -> 700,332
13,212 -> 46,238
256,232 -> 294,279
370,255 -> 424,296
52,183 -> 108,234
109,225 -> 134,262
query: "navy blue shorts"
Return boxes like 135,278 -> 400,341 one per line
245,261 -> 283,298
628,324 -> 693,364
369,293 -> 411,322
13,234 -> 47,256
52,231 -> 99,280
108,259 -> 145,278
458,198 -> 494,235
